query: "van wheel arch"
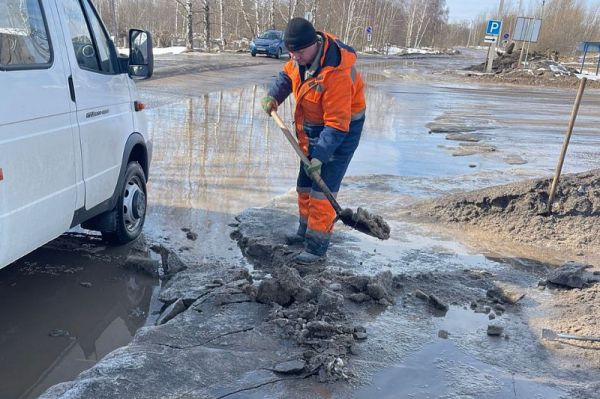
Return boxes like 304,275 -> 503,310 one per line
77,133 -> 150,239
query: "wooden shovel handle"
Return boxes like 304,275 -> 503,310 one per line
270,110 -> 344,216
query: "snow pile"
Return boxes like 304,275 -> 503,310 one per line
117,46 -> 188,56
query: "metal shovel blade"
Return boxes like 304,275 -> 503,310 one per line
339,207 -> 391,240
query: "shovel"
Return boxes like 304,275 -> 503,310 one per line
270,110 -> 390,240
542,328 -> 600,342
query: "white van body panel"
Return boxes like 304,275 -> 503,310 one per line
0,3 -> 78,267
55,1 -> 134,210
0,0 -> 152,269
70,71 -> 134,209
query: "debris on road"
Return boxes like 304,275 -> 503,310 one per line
546,262 -> 598,289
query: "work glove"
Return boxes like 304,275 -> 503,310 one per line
304,158 -> 322,177
261,96 -> 278,115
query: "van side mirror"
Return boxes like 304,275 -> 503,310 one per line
128,29 -> 154,80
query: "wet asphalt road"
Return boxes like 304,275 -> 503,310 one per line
2,49 -> 599,398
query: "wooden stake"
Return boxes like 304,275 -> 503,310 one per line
546,77 -> 587,214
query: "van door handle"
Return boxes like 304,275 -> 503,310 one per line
68,75 -> 76,102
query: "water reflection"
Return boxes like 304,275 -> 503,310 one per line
0,238 -> 157,399
146,86 -> 298,215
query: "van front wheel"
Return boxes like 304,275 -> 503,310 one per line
102,162 -> 147,244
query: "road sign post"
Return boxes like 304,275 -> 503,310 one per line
485,19 -> 503,73
365,26 -> 373,51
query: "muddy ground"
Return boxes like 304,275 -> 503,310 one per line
30,49 -> 600,398
407,169 -> 600,371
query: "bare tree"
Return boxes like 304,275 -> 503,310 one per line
172,0 -> 195,50
203,0 -> 210,51
268,0 -> 275,28
219,0 -> 225,46
288,0 -> 299,21
254,0 -> 261,35
239,0 -> 256,37
92,0 -> 598,54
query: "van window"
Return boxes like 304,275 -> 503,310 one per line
0,0 -> 51,68
81,0 -> 116,74
63,0 -> 116,74
62,0 -> 100,71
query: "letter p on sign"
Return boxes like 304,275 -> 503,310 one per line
486,20 -> 502,36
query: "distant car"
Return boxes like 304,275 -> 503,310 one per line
249,30 -> 288,59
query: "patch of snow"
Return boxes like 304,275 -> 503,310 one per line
549,64 -> 569,74
575,72 -> 600,81
117,46 -> 188,56
386,46 -> 442,56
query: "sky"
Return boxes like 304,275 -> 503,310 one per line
445,0 -> 597,22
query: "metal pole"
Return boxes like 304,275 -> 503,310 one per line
518,18 -> 531,68
497,0 -> 505,42
546,78 -> 587,214
581,45 -> 588,73
524,19 -> 535,66
486,42 -> 495,73
486,0 -> 504,73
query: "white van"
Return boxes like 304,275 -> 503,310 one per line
0,0 -> 154,269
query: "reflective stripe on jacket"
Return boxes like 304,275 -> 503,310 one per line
268,32 -> 366,162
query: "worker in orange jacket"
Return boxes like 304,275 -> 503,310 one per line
262,17 -> 366,264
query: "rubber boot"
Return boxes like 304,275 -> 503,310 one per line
285,233 -> 305,246
294,250 -> 325,264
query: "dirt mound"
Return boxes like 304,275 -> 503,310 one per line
408,169 -> 600,259
461,48 -> 600,88
467,49 -> 577,76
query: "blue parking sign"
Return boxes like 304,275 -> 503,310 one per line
486,20 -> 502,35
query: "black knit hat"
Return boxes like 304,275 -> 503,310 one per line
284,18 -> 317,51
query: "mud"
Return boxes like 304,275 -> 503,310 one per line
407,169 -> 600,260
339,207 -> 391,240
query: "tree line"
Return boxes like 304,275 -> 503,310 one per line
93,0 -> 599,55
446,0 -> 600,56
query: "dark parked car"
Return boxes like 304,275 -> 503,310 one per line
249,30 -> 288,58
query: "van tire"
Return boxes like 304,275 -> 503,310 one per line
102,162 -> 147,244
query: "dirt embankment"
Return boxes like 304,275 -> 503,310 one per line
407,169 -> 600,263
459,47 -> 600,89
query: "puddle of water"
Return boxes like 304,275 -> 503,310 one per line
352,58 -> 600,189
143,88 -> 299,261
353,340 -> 565,399
354,307 -> 565,399
0,240 -> 158,399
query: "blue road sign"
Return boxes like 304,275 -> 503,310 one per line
486,20 -> 502,36
503,33 -> 510,40
366,26 -> 372,34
